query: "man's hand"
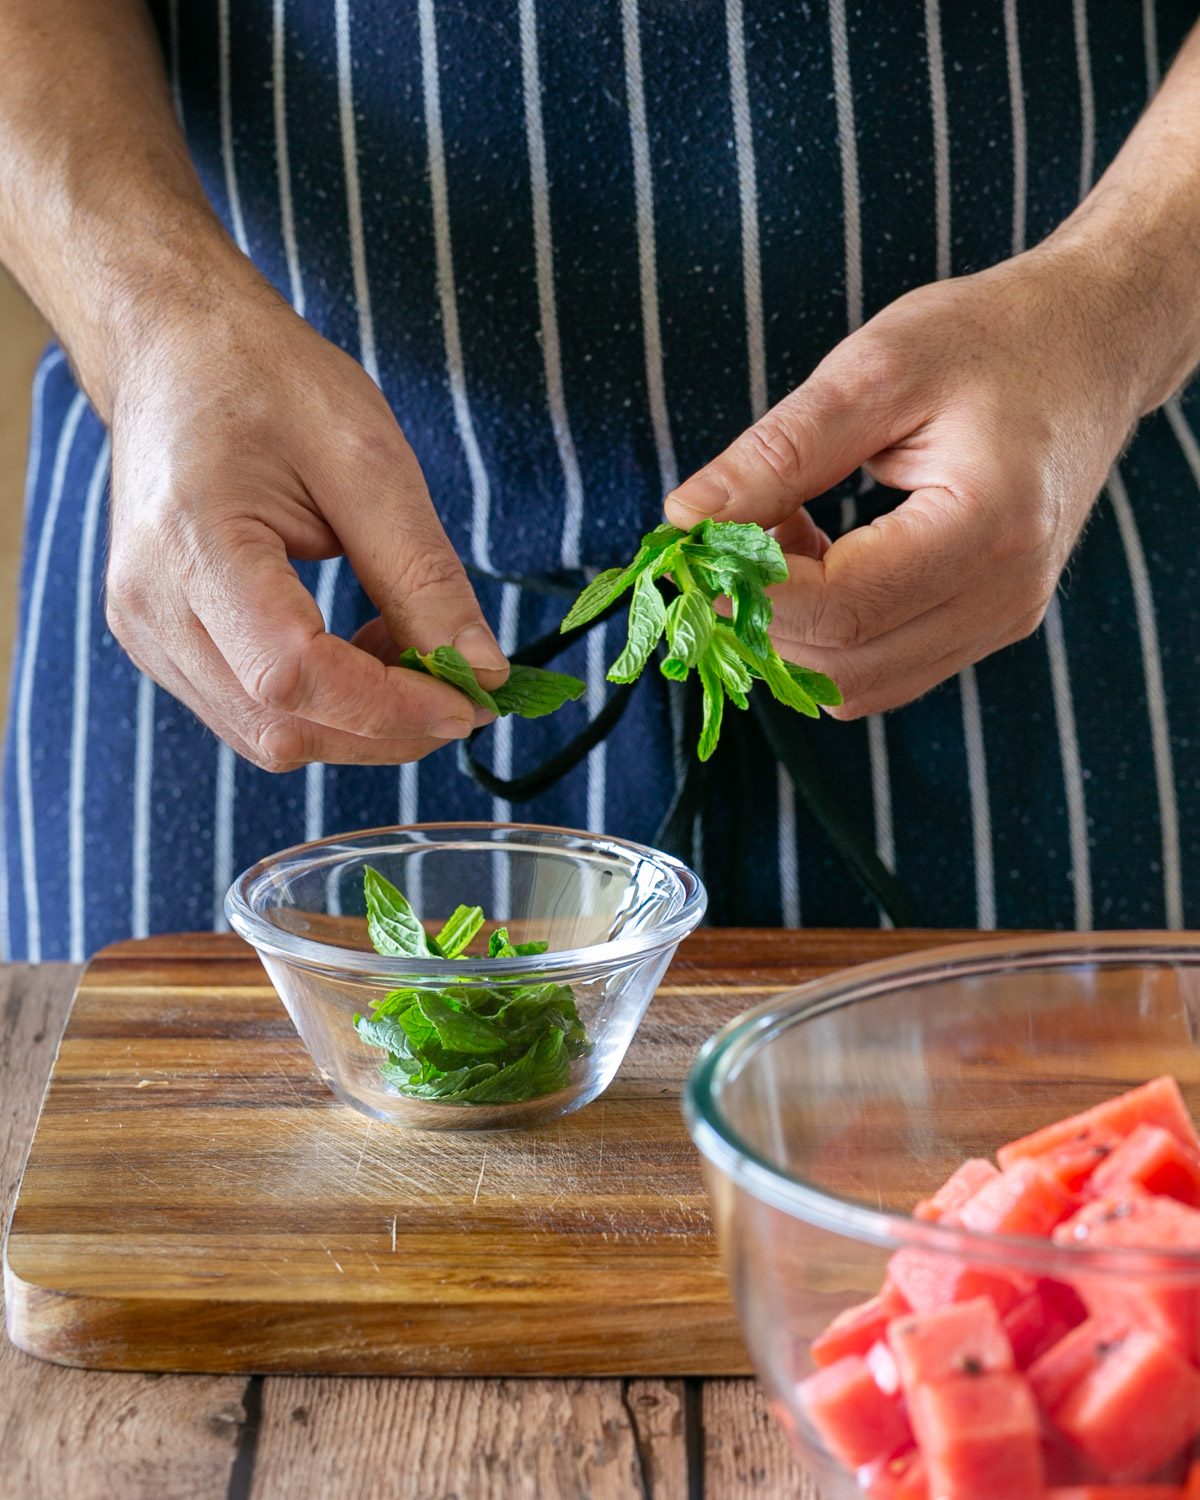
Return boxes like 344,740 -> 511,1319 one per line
667,18 -> 1200,720
665,246 -> 1138,718
106,295 -> 508,772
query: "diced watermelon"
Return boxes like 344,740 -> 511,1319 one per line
811,1282 -> 910,1368
1038,1136 -> 1127,1194
858,1449 -> 930,1499
959,1158 -> 1078,1238
888,1297 -> 1014,1389
1004,1283 -> 1087,1370
914,1159 -> 1001,1223
999,1077 -> 1200,1173
1089,1123 -> 1200,1208
1027,1315 -> 1130,1415
1053,1192 -> 1200,1358
1187,1463 -> 1200,1500
1052,1328 -> 1200,1481
888,1247 -> 1035,1317
797,1354 -> 912,1469
909,1371 -> 1046,1499
1046,1489 -> 1187,1498
867,1338 -> 901,1396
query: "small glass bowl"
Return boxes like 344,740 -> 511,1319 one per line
226,822 -> 705,1129
684,934 -> 1200,1497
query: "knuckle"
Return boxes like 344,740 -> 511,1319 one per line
742,413 -> 810,489
395,545 -> 467,603
247,717 -> 307,774
245,645 -> 308,713
808,588 -> 871,651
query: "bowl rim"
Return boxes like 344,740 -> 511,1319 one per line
684,931 -> 1200,1275
224,820 -> 707,980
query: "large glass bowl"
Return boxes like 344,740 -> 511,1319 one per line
684,934 -> 1200,1497
227,822 -> 705,1129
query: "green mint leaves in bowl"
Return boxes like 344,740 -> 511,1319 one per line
224,824 -> 707,1130
353,867 -> 592,1106
561,520 -> 842,761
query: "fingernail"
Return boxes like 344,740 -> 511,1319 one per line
666,473 -> 728,525
430,717 -> 474,741
472,704 -> 496,728
453,623 -> 508,672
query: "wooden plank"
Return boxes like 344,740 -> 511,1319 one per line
6,928 -> 989,1377
0,962 -> 251,1500
702,1380 -> 819,1499
249,1376 -> 675,1500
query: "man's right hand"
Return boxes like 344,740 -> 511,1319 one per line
106,291 -> 508,772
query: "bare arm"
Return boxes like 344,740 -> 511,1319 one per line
665,22 -> 1200,719
0,0 -> 507,770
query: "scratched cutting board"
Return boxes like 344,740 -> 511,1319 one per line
5,929 -> 973,1376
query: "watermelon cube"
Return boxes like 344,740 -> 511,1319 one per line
888,1297 -> 1014,1389
959,1158 -> 1078,1238
1052,1328 -> 1200,1480
914,1159 -> 1001,1223
1004,1283 -> 1087,1370
887,1247 -> 1035,1317
797,1354 -> 912,1469
867,1338 -> 901,1396
1188,1463 -> 1200,1499
1089,1123 -> 1200,1208
909,1371 -> 1046,1499
1053,1192 -> 1200,1358
1046,1489 -> 1190,1498
999,1077 -> 1199,1173
811,1282 -> 910,1368
858,1449 -> 929,1499
1028,1315 -> 1131,1415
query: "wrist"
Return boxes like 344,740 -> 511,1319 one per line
60,195 -> 276,424
1041,187 -> 1200,417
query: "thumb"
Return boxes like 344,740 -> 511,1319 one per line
327,437 -> 509,688
664,346 -> 908,531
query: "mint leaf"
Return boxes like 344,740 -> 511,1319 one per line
414,991 -> 511,1054
699,519 -> 789,584
363,866 -> 439,958
758,649 -> 821,717
398,644 -> 498,714
697,657 -> 725,762
488,927 -> 516,959
665,589 -> 714,668
785,661 -> 844,707
490,663 -> 585,718
558,566 -> 638,633
607,570 -> 667,683
435,904 -> 485,958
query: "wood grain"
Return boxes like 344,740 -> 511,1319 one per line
0,962 -> 251,1500
6,928 -> 984,1378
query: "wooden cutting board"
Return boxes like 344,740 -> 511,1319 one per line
4,928 -> 972,1377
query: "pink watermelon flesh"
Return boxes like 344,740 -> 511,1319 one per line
1046,1489 -> 1191,1498
1089,1123 -> 1200,1209
797,1354 -> 912,1469
1051,1327 -> 1200,1481
914,1159 -> 1001,1223
810,1282 -> 910,1368
1004,1283 -> 1087,1370
1027,1314 -> 1132,1415
908,1371 -> 1046,1500
887,1247 -> 1034,1317
958,1158 -> 1078,1238
858,1449 -> 930,1499
888,1297 -> 1014,1389
999,1077 -> 1199,1174
1053,1192 -> 1200,1359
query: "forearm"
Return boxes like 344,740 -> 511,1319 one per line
1043,19 -> 1200,414
0,0 -> 265,421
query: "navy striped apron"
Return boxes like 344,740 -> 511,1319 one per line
5,0 -> 1199,961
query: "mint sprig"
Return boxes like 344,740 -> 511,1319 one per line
398,645 -> 585,720
561,519 -> 842,762
353,867 -> 591,1106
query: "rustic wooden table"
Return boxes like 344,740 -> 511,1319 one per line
3,939 -> 946,1499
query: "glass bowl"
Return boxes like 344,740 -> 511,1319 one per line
226,822 -> 705,1129
684,934 -> 1200,1497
